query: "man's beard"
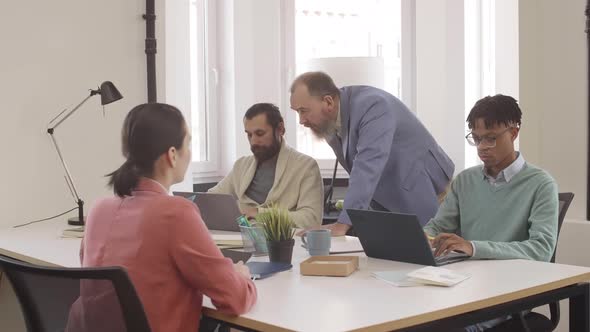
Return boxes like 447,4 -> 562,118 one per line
310,118 -> 338,140
251,135 -> 281,162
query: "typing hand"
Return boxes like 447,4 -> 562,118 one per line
432,233 -> 473,257
234,261 -> 252,280
424,232 -> 435,247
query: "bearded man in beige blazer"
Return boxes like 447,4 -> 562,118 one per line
209,103 -> 323,228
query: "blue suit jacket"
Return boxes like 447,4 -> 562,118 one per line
329,86 -> 455,226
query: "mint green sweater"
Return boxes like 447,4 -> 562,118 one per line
424,163 -> 558,261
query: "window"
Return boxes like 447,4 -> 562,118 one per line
464,0 -> 496,169
189,0 -> 218,170
164,0 -> 218,180
291,0 -> 403,163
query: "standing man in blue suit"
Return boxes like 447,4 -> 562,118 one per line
290,72 -> 455,236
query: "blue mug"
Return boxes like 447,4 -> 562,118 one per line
301,229 -> 331,256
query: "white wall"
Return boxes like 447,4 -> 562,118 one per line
519,0 -> 588,219
0,1 -> 149,228
518,3 -> 588,330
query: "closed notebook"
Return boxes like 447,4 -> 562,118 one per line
246,262 -> 292,280
211,233 -> 243,247
373,266 -> 470,287
61,226 -> 85,238
406,266 -> 470,287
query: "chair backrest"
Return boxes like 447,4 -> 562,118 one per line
0,256 -> 151,332
552,192 -> 575,263
547,192 -> 575,329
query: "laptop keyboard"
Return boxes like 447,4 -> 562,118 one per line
434,251 -> 470,265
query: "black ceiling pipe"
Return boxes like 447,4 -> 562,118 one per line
143,0 -> 157,103
586,0 -> 590,219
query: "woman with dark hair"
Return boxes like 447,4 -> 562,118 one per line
73,103 -> 257,332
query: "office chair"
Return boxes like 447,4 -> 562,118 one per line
486,192 -> 575,332
0,256 -> 151,332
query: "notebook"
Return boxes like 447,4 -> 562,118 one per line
173,192 -> 241,231
61,226 -> 85,238
211,233 -> 243,246
245,261 -> 292,280
373,266 -> 470,287
347,209 -> 470,266
406,266 -> 470,286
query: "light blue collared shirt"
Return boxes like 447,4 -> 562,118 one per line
482,152 -> 526,187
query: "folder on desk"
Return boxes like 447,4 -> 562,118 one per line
246,261 -> 292,280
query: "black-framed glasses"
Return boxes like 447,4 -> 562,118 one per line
465,127 -> 514,147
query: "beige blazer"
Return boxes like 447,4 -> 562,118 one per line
209,140 -> 323,228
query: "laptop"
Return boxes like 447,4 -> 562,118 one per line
347,209 -> 470,266
173,192 -> 241,232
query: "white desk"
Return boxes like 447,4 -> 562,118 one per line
0,222 -> 81,267
1,223 -> 590,331
204,240 -> 590,331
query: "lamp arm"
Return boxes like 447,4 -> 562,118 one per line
45,90 -> 99,204
47,133 -> 81,204
48,91 -> 97,131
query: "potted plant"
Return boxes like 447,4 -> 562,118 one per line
256,204 -> 296,264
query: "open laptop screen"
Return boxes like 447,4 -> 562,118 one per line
347,209 -> 468,266
173,192 -> 241,232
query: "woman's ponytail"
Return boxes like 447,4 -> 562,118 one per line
107,159 -> 140,197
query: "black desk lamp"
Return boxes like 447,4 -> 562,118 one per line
47,81 -> 123,226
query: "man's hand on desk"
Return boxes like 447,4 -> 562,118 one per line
295,222 -> 351,237
432,233 -> 473,257
241,206 -> 258,220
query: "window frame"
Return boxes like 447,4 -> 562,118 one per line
190,0 -> 220,180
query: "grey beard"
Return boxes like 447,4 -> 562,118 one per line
312,120 -> 338,140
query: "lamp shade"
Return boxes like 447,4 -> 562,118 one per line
99,81 -> 123,105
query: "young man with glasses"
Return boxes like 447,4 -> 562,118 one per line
424,94 -> 559,331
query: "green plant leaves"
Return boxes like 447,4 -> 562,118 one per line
255,203 -> 295,242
